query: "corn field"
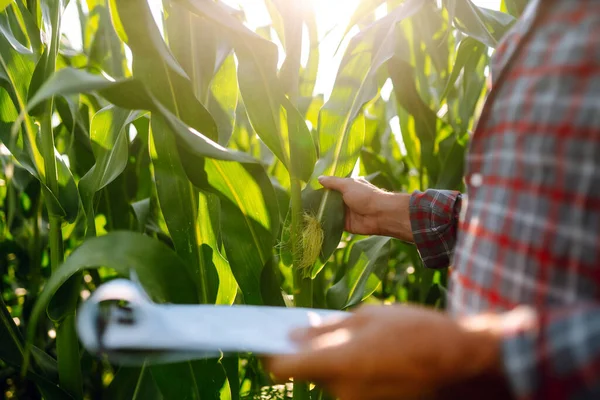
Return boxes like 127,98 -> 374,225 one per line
0,0 -> 526,398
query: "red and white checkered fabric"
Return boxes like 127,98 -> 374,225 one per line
408,0 -> 600,398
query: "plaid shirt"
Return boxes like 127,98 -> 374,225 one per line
408,0 -> 600,398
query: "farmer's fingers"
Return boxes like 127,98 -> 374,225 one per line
328,384 -> 435,400
343,205 -> 353,232
290,315 -> 352,343
318,176 -> 350,192
267,345 -> 347,381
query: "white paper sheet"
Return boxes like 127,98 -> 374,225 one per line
76,279 -> 348,365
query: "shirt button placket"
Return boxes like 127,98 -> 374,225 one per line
470,173 -> 483,187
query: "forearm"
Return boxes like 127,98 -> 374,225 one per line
374,192 -> 414,242
372,189 -> 462,268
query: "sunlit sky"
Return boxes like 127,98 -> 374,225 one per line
62,0 -> 501,99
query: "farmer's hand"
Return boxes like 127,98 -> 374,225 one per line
318,176 -> 413,242
267,305 -> 511,400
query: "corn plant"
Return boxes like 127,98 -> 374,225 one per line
0,0 -> 526,398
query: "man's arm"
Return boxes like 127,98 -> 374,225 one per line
267,298 -> 600,400
317,175 -> 463,269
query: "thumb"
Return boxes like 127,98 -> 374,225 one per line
318,176 -> 349,192
289,314 -> 350,344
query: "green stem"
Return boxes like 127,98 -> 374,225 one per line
288,17 -> 310,397
29,194 -> 43,300
46,186 -> 82,400
40,3 -> 82,398
292,272 -> 312,400
56,314 -> 83,397
41,93 -> 82,400
6,169 -> 16,228
290,177 -> 312,308
195,192 -> 211,305
47,215 -> 63,272
290,177 -> 312,400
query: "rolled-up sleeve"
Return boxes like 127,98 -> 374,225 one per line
409,189 -> 462,269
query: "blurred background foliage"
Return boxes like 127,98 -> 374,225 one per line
0,0 -> 526,398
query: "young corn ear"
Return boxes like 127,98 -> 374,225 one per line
297,212 -> 324,275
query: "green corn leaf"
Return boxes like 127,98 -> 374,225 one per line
0,85 -> 79,223
501,0 -> 528,17
163,0 -> 223,103
0,24 -> 44,177
25,231 -> 200,365
149,114 -> 219,305
27,50 -> 49,116
304,0 -> 424,272
113,0 -> 276,306
457,45 -> 488,131
101,173 -> 135,232
29,74 -> 275,307
299,6 -> 319,106
117,0 -> 279,306
45,233 -> 200,324
104,365 -> 163,400
22,66 -> 276,288
199,192 -> 238,306
435,132 -> 468,190
87,0 -> 127,77
412,2 -> 451,81
440,37 -> 486,102
0,296 -> 74,399
0,88 -> 35,173
337,0 -> 387,52
180,0 -> 316,182
107,0 -> 128,43
389,57 -> 441,187
131,198 -> 151,232
238,49 -> 317,182
0,5 -> 32,55
304,94 -> 323,135
23,68 -> 256,164
360,149 -> 399,192
25,68 -> 155,112
150,363 -> 203,400
84,0 -> 103,51
166,4 -> 239,143
163,1 -> 239,145
222,356 -> 239,400
111,0 -> 218,140
79,106 -> 138,236
113,0 -> 184,78
263,0 -> 284,46
180,155 -> 281,306
10,1 -> 42,54
208,54 -> 238,145
267,0 -> 302,101
152,359 -> 228,400
81,106 -> 137,193
445,0 -> 515,48
327,236 -> 392,310
406,246 -> 437,304
152,100 -> 258,165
